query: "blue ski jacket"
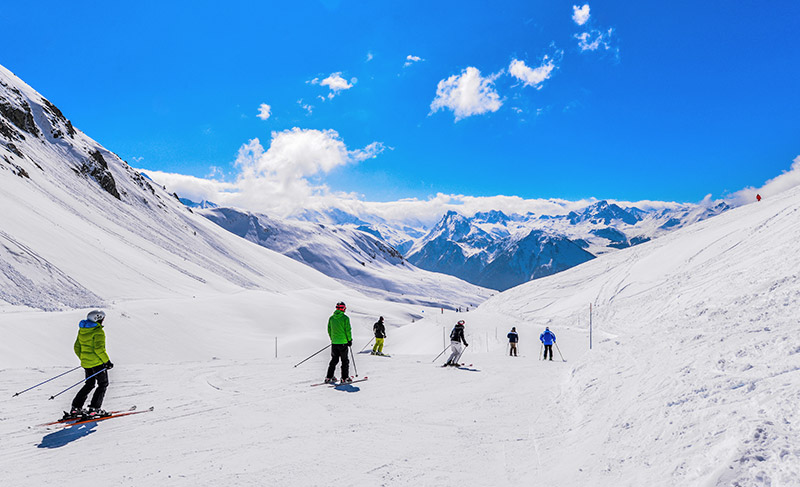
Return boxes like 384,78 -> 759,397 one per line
507,331 -> 518,343
540,330 -> 556,345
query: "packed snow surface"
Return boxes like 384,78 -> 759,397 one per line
3,187 -> 799,486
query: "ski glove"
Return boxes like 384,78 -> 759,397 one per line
347,340 -> 353,347
104,361 -> 114,370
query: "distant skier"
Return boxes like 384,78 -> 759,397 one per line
372,316 -> 387,355
325,302 -> 353,384
507,327 -> 519,356
756,194 -> 762,202
444,320 -> 469,366
540,327 -> 556,361
65,310 -> 114,419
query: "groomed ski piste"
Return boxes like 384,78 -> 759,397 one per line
2,184 -> 800,486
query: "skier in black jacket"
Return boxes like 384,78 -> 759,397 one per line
444,320 -> 469,366
507,327 -> 519,356
372,316 -> 387,355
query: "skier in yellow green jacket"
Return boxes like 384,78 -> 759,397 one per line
325,302 -> 353,384
66,310 -> 114,419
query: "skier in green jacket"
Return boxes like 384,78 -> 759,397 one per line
325,302 -> 353,384
65,309 -> 114,419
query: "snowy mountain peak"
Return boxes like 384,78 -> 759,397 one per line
567,200 -> 641,225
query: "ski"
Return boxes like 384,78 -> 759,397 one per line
38,405 -> 137,427
330,377 -> 369,387
441,363 -> 472,367
57,406 -> 154,428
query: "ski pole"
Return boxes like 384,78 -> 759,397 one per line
49,367 -> 107,400
555,342 -> 566,362
359,337 -> 375,353
349,345 -> 358,377
293,344 -> 331,368
432,344 -> 451,363
12,366 -> 81,397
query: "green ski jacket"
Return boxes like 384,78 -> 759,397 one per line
74,320 -> 110,368
328,310 -> 352,345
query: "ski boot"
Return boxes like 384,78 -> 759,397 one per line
61,408 -> 85,421
85,407 -> 111,418
324,377 -> 337,384
341,377 -> 353,384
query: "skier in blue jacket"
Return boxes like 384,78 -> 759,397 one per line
540,327 -> 556,361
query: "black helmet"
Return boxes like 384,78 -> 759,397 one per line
336,302 -> 346,311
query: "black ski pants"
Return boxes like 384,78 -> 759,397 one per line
326,344 -> 350,379
71,364 -> 109,410
543,344 -> 553,360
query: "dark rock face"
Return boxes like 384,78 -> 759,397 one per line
0,82 -> 40,137
41,98 -> 76,139
78,150 -> 120,199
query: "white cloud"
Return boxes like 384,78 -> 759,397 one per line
310,72 -> 356,99
256,103 -> 271,121
404,55 -> 424,68
508,55 -> 559,89
366,52 -> 374,62
575,28 -> 615,52
143,128 -> 387,216
430,67 -> 502,122
572,4 -> 590,26
297,99 -> 313,115
728,155 -> 800,206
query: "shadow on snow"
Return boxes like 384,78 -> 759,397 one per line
38,423 -> 98,448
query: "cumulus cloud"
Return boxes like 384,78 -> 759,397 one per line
508,54 -> 560,89
143,128 -> 386,216
310,72 -> 356,99
404,55 -> 424,67
728,155 -> 800,206
256,103 -> 271,121
575,28 -> 615,52
430,67 -> 502,121
572,4 -> 590,26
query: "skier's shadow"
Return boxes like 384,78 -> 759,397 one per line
332,384 -> 361,393
457,367 -> 481,372
37,423 -> 98,448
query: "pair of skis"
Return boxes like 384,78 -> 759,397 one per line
310,377 -> 369,388
38,405 -> 154,428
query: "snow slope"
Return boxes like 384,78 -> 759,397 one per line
2,61 -> 798,487
477,185 -> 800,485
199,206 -> 492,309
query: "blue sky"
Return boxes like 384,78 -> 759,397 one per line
3,1 -> 799,218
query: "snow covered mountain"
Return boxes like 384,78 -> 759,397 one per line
0,64 -> 356,312
0,62 -> 486,327
2,61 -> 798,487
405,200 -> 730,291
198,206 -> 491,308
388,183 -> 800,485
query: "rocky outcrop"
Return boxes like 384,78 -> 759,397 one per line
76,149 -> 120,199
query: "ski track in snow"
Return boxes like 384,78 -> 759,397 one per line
0,351 -> 574,486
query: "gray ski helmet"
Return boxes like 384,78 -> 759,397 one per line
87,310 -> 106,323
